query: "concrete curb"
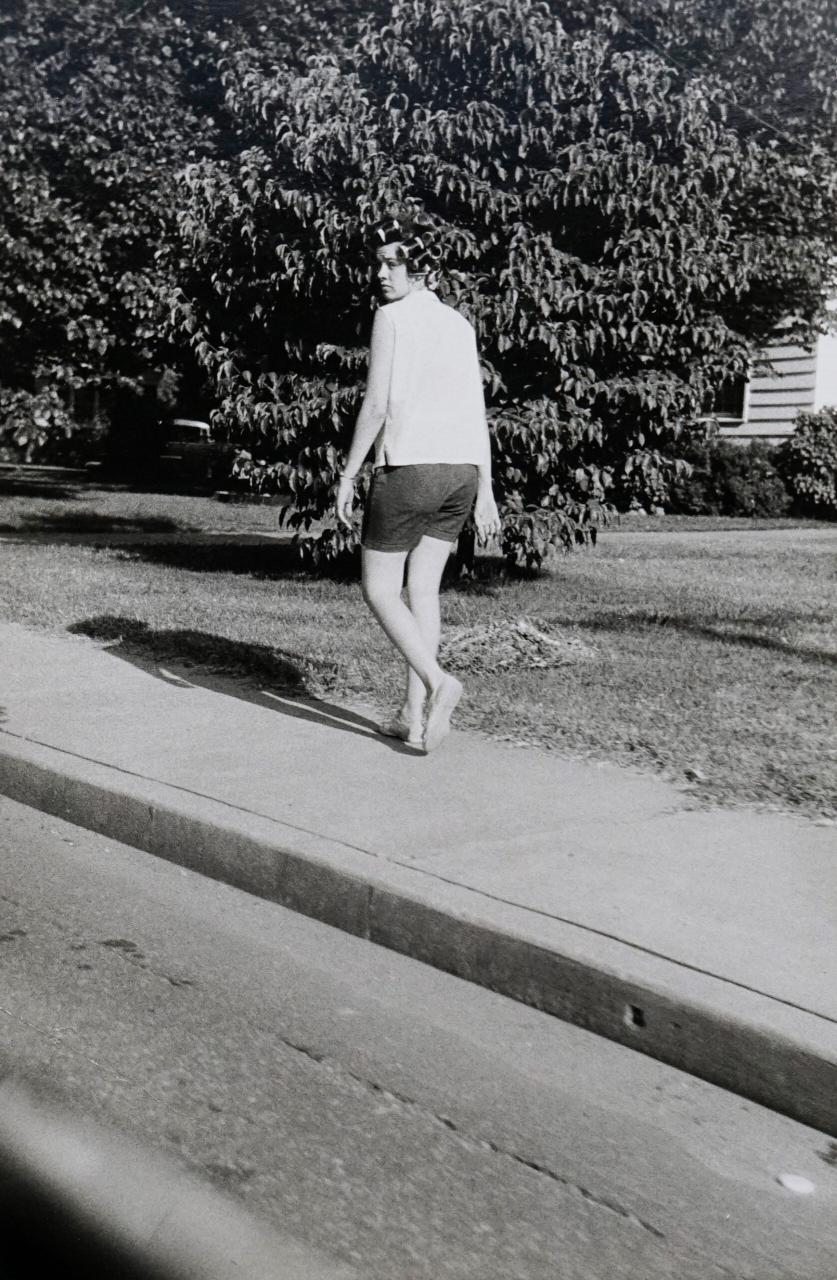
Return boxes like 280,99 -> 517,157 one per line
2,731 -> 835,1136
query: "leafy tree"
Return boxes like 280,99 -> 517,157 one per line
0,0 -> 228,456
171,0 -> 836,562
177,0 -> 387,57
0,0 -> 388,462
574,0 -> 837,151
566,0 -> 837,350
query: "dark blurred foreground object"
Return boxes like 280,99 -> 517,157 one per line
0,1079 -> 356,1280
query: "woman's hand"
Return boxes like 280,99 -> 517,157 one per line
474,488 -> 501,546
335,473 -> 356,528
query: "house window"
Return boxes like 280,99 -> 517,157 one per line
705,374 -> 747,421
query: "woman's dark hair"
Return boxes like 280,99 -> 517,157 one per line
369,215 -> 442,274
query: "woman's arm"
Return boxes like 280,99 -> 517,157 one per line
471,342 -> 502,545
474,463 -> 501,545
336,310 -> 394,527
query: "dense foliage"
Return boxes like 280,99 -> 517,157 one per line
0,0 -> 231,458
0,385 -> 81,463
580,0 -> 837,150
777,407 -> 837,518
583,0 -> 837,349
0,0 -> 391,462
171,0 -> 836,561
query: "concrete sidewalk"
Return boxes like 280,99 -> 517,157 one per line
1,621 -> 835,1134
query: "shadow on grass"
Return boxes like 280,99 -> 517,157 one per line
556,608 -> 837,666
128,539 -> 341,578
133,540 -> 506,584
0,493 -> 512,584
8,512 -> 182,535
0,477 -> 78,500
66,616 -> 414,751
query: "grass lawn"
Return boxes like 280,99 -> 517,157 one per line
1,473 -> 835,818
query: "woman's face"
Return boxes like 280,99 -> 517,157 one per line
375,242 -> 414,301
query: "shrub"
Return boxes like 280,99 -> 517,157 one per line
671,434 -> 790,516
0,386 -> 84,464
776,407 -> 837,518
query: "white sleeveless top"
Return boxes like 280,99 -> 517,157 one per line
372,290 -> 490,469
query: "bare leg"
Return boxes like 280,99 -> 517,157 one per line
402,535 -> 455,730
361,548 -> 446,697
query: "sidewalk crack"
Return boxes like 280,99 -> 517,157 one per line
272,1035 -> 668,1242
358,1073 -> 667,1238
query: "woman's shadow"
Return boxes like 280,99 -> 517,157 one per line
66,617 -> 419,754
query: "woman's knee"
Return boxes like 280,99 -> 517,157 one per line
362,565 -> 403,611
362,577 -> 386,610
407,537 -> 451,595
406,582 -> 440,613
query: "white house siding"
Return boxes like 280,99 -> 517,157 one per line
720,297 -> 837,443
720,341 -> 817,442
814,330 -> 837,411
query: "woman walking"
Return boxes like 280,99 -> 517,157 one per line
336,216 -> 500,753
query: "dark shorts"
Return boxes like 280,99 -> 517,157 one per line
362,463 -> 479,553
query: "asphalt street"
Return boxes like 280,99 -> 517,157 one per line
2,795 -> 836,1279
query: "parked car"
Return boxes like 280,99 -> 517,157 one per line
156,417 -> 238,489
